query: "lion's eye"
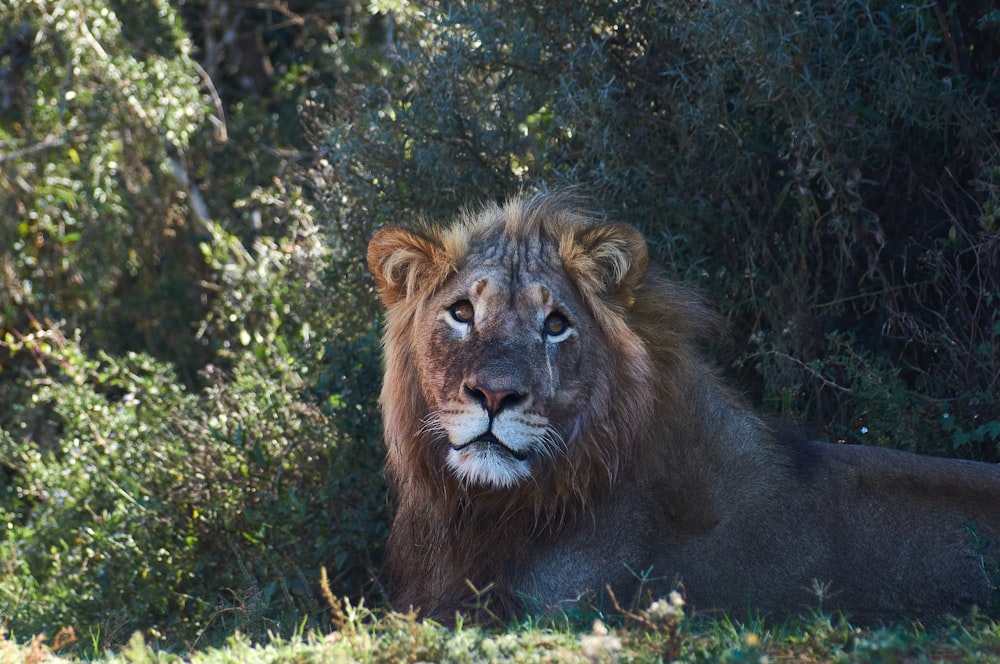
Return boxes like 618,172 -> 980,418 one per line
543,312 -> 571,338
450,300 -> 475,324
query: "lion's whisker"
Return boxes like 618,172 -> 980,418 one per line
418,412 -> 447,438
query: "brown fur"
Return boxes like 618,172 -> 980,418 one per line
367,192 -> 1000,625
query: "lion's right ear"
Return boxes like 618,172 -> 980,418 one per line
367,227 -> 447,306
565,223 -> 649,308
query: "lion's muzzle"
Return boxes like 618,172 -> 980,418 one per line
452,432 -> 531,462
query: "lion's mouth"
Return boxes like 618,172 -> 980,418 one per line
452,433 -> 530,462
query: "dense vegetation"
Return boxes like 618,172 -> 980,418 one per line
1,0 -> 998,654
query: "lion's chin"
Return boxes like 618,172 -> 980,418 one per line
447,435 -> 533,488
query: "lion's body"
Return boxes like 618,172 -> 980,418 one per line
367,192 -> 1000,624
524,409 -> 1000,623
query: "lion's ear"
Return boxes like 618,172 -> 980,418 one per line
567,223 -> 649,307
367,226 -> 446,306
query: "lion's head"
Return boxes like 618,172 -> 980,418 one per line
368,193 -> 708,502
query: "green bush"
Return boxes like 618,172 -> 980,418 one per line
0,316 -> 385,647
0,0 -> 213,373
1,0 -> 389,649
1,178 -> 386,647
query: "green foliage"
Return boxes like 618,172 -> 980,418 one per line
0,321 -> 385,648
1,0 -> 389,648
2,334 -> 205,640
0,0 -> 212,372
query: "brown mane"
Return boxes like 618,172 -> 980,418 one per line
370,193 -> 716,618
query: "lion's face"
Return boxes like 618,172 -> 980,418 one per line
412,239 -> 604,488
368,196 -> 653,491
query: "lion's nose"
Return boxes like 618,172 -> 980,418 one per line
464,384 -> 525,416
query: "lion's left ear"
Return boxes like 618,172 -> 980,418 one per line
565,223 -> 649,307
367,226 -> 447,306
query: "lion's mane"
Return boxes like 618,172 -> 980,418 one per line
369,193 -> 717,618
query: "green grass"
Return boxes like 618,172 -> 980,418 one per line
7,601 -> 1000,663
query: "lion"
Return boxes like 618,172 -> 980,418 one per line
366,191 -> 1000,625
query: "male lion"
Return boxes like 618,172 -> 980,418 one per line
367,191 -> 1000,624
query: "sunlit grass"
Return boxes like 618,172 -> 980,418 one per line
7,598 -> 1000,663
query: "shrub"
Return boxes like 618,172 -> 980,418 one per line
0,313 -> 385,647
1,0 -> 389,649
0,0 -> 213,374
